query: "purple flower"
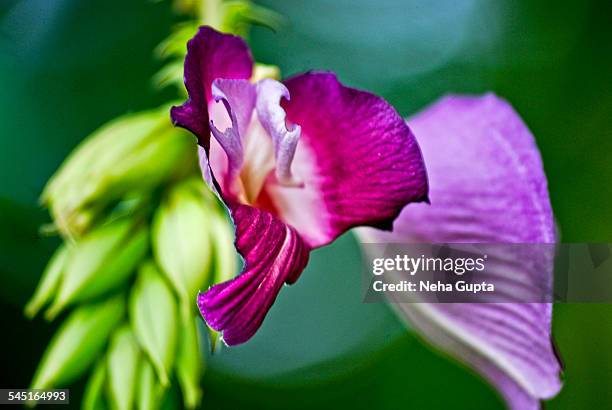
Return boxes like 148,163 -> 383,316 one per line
170,27 -> 428,346
357,95 -> 562,409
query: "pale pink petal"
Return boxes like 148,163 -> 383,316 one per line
255,79 -> 302,187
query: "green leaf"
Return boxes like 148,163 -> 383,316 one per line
30,293 -> 125,389
129,262 -> 178,387
106,325 -> 140,410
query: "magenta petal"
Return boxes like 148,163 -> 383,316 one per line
170,26 -> 253,148
264,72 -> 428,248
198,204 -> 310,346
357,94 -> 561,409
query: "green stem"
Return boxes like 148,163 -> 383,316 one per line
200,0 -> 225,28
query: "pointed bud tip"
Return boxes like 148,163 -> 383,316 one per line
44,302 -> 64,321
24,302 -> 39,320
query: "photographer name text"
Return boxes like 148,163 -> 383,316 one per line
371,255 -> 495,294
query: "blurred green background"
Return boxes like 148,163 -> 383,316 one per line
1,0 -> 611,408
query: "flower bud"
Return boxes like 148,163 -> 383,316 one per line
252,63 -> 281,82
152,178 -> 214,312
46,219 -> 147,319
30,293 -> 125,390
25,244 -> 70,319
82,360 -> 106,410
129,262 -> 177,387
107,325 -> 140,410
209,213 -> 238,285
42,110 -> 163,236
221,1 -> 284,37
106,127 -> 196,198
153,22 -> 198,93
175,313 -> 203,409
152,61 -> 185,91
154,22 -> 198,61
137,358 -> 164,410
205,213 -> 238,351
42,108 -> 197,237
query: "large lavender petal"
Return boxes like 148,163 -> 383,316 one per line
198,204 -> 310,346
400,303 -> 555,410
357,94 -> 562,409
261,72 -> 428,248
170,26 -> 253,149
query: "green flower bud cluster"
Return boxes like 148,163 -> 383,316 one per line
41,108 -> 196,239
27,106 -> 238,409
25,1 -> 284,408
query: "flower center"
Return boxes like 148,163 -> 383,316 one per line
208,78 -> 302,205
